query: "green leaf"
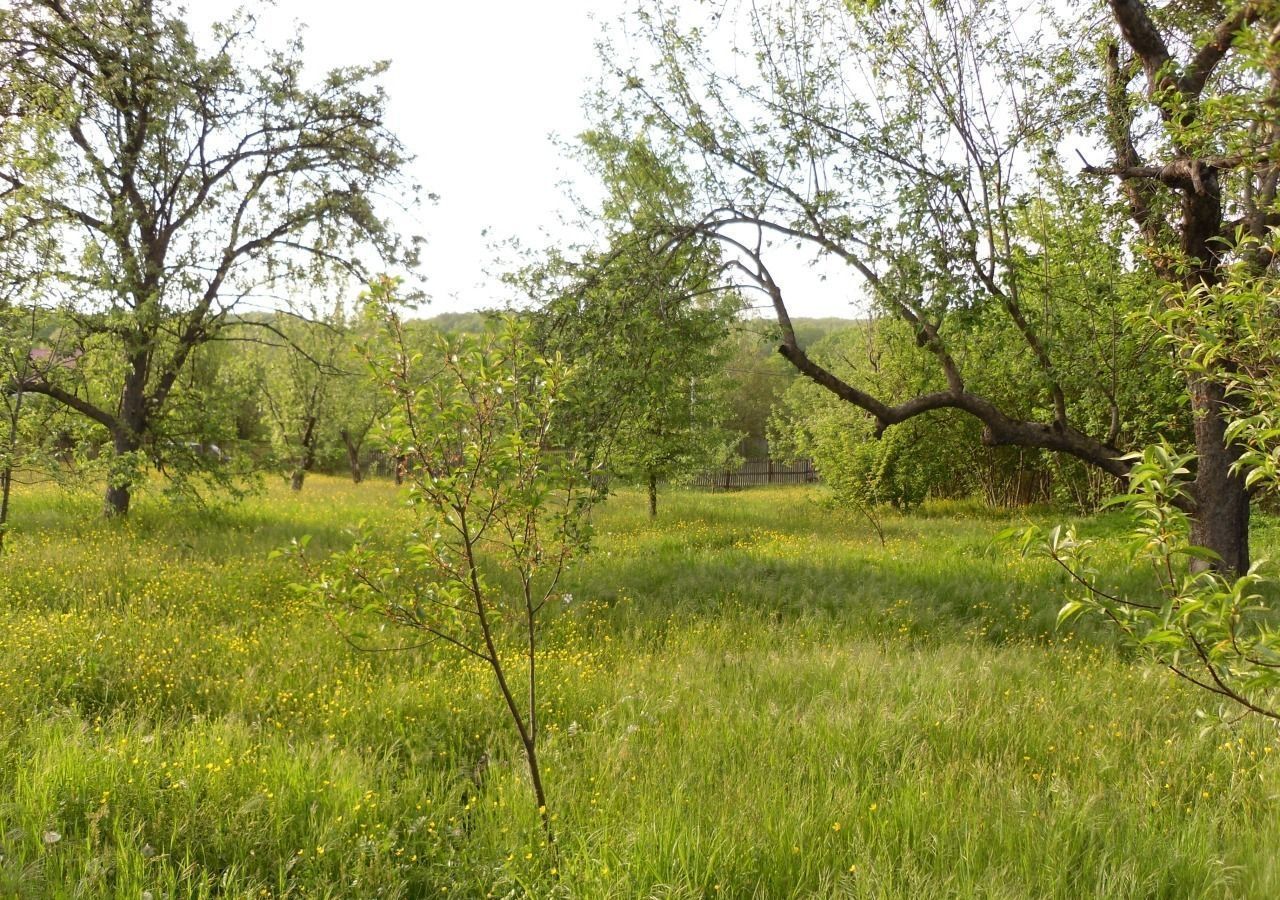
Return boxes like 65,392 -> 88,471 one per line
1056,600 -> 1086,629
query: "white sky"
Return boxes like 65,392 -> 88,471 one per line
188,0 -> 859,320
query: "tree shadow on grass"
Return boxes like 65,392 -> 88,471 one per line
561,531 -> 1142,651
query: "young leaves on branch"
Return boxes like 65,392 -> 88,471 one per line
291,279 -> 598,853
1013,443 -> 1280,722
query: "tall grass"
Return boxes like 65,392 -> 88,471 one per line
0,477 -> 1277,897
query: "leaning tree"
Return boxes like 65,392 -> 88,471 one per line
612,0 -> 1280,572
0,0 -> 413,515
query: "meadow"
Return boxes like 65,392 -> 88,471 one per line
1,477 -> 1279,898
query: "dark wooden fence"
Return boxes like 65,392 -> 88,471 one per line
691,458 -> 817,490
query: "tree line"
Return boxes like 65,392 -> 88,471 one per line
5,0 -> 1280,574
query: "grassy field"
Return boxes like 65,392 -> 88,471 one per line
1,477 -> 1279,898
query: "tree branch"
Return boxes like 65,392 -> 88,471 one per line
1108,0 -> 1176,103
1181,1 -> 1265,98
7,376 -> 117,432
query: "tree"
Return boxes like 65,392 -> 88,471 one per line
0,38 -> 57,547
612,0 -> 1280,572
720,322 -> 798,458
526,132 -> 742,516
332,317 -> 392,484
770,321 -> 987,510
250,303 -> 389,490
293,284 -> 597,852
617,336 -> 740,518
0,303 -> 93,549
0,304 -> 42,550
770,178 -> 1191,513
1082,0 -> 1280,572
0,0 -> 412,516
253,309 -> 345,492
1023,232 -> 1280,722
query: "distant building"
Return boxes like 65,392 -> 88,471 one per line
26,347 -> 83,370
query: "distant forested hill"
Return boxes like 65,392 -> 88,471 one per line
724,316 -> 862,457
414,311 -> 500,334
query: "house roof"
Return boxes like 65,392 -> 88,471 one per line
27,347 -> 82,369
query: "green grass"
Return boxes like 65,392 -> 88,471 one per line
1,477 -> 1279,898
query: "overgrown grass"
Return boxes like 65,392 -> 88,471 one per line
1,478 -> 1278,897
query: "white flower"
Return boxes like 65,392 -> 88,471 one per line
42,831 -> 60,845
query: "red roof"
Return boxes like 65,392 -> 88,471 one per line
27,347 -> 82,369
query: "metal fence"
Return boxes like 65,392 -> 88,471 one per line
364,451 -> 401,480
691,458 -> 817,490
362,451 -> 819,491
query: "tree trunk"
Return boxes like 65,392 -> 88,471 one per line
1178,163 -> 1249,574
103,425 -> 142,517
291,416 -> 318,492
0,466 -> 11,553
1189,379 -> 1250,573
648,471 -> 658,518
522,735 -> 554,849
340,428 -> 363,484
1,398 -> 22,553
104,356 -> 150,518
104,481 -> 131,516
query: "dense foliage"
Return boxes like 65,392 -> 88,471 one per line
596,0 -> 1280,572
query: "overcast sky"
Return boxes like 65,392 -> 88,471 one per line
190,0 -> 859,320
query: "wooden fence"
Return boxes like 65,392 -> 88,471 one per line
691,458 -> 817,490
